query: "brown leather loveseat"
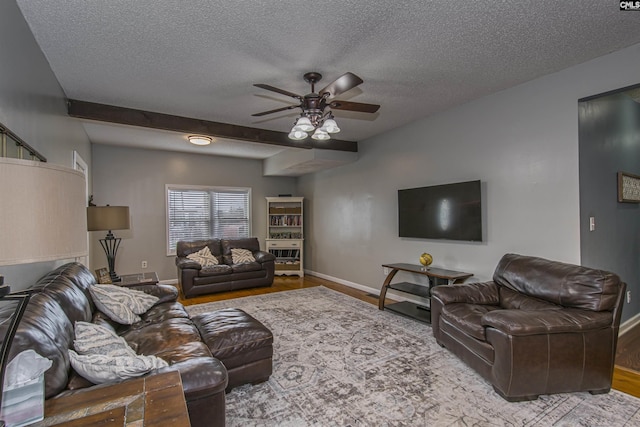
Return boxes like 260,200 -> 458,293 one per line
176,237 -> 275,298
2,262 -> 274,427
431,253 -> 625,401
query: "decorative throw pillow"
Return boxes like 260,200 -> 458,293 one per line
73,321 -> 136,357
89,284 -> 159,325
231,248 -> 256,264
68,350 -> 168,384
187,246 -> 219,266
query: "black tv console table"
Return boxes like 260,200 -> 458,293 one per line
378,263 -> 473,323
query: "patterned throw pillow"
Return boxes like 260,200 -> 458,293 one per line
187,246 -> 219,266
89,284 -> 159,325
73,321 -> 136,357
69,350 -> 168,384
231,248 -> 256,264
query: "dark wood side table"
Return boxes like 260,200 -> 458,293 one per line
118,271 -> 159,287
33,371 -> 190,426
379,263 -> 473,323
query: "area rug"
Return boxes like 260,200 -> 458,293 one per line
187,287 -> 640,426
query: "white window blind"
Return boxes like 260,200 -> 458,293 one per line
167,186 -> 251,255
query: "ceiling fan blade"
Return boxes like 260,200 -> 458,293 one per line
319,72 -> 364,98
329,100 -> 380,113
254,84 -> 302,100
251,105 -> 299,117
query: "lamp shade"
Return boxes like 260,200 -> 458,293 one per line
0,158 -> 87,266
321,118 -> 340,134
311,129 -> 330,140
87,206 -> 130,231
288,130 -> 308,140
292,117 -> 314,132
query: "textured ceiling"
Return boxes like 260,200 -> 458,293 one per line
15,0 -> 640,161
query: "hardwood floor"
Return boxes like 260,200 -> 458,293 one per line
178,275 -> 640,399
615,323 -> 640,371
614,322 -> 640,398
177,275 -> 385,307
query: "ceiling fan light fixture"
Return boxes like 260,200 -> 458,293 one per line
311,129 -> 330,141
188,135 -> 212,146
253,72 -> 380,139
292,116 -> 314,132
288,130 -> 308,140
321,118 -> 340,134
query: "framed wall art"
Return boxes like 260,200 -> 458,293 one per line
95,267 -> 112,284
618,171 -> 640,203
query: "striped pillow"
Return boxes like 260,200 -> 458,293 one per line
74,321 -> 136,357
187,246 -> 219,266
231,248 -> 256,264
69,350 -> 168,384
89,284 -> 159,325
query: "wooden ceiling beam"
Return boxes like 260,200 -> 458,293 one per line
67,100 -> 358,152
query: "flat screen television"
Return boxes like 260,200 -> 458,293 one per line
398,180 -> 482,242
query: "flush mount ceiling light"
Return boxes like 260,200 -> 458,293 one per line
188,135 -> 212,146
252,72 -> 380,141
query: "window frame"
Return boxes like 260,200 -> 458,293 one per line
165,184 -> 252,256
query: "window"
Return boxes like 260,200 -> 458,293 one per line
166,185 -> 251,255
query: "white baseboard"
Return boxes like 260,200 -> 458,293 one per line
620,312 -> 640,336
304,269 -> 374,293
159,278 -> 178,286
305,269 -> 430,307
304,271 -> 640,331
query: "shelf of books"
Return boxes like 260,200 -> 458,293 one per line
266,197 -> 304,277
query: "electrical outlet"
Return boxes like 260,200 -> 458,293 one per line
141,261 -> 148,269
627,290 -> 632,304
383,267 -> 390,276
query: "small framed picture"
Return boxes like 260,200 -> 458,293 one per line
95,268 -> 111,284
618,172 -> 640,203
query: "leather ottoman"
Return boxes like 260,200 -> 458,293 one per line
192,308 -> 273,391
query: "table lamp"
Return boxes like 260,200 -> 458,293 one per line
87,205 -> 130,282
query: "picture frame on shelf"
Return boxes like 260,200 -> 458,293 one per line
95,268 -> 111,284
618,171 -> 640,203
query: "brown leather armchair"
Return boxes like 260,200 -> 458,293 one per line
431,253 -> 626,401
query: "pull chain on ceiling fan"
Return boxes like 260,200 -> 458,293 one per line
252,72 -> 380,141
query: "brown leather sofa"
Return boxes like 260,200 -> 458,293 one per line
176,237 -> 275,298
1,262 -> 273,427
431,253 -> 626,401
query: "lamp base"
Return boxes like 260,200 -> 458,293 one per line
99,232 -> 122,284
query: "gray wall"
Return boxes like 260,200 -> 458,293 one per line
0,1 -> 91,289
90,144 -> 297,280
2,0 -> 640,324
298,43 -> 640,322
579,92 -> 640,321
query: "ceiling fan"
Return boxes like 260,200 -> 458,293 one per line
252,72 -> 380,140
